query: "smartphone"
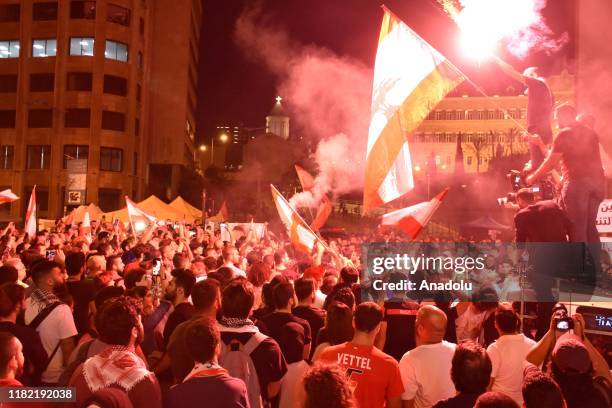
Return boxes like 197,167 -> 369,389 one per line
152,259 -> 161,276
189,230 -> 196,238
45,249 -> 56,260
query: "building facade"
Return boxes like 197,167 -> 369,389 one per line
407,71 -> 574,177
0,0 -> 201,222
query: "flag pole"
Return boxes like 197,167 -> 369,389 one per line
124,196 -> 137,237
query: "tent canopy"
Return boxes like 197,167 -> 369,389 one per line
103,195 -> 198,223
63,203 -> 103,223
169,196 -> 202,220
462,215 -> 510,230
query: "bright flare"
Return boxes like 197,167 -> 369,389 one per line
452,0 -> 541,60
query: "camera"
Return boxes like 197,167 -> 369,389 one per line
496,170 -> 551,205
555,316 -> 574,332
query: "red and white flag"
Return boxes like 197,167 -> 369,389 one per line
0,189 -> 19,205
24,186 -> 37,237
271,185 -> 318,254
79,211 -> 92,242
295,165 -> 315,191
125,196 -> 157,232
381,188 -> 449,239
363,8 -> 464,214
311,196 -> 333,231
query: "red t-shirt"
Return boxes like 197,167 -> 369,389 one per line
319,342 -> 404,408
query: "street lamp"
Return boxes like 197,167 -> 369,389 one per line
199,145 -> 207,152
210,133 -> 228,167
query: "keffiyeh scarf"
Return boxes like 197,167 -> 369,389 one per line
83,346 -> 151,393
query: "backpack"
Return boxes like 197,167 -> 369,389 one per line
58,339 -> 94,386
219,331 -> 267,408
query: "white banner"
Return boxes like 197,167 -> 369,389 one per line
596,199 -> 612,233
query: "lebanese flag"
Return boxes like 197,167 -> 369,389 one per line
0,189 -> 19,205
125,196 -> 157,232
363,8 -> 464,214
216,201 -> 228,222
295,165 -> 315,191
311,195 -> 333,231
271,184 -> 318,254
80,211 -> 92,242
24,186 -> 37,237
381,188 -> 449,239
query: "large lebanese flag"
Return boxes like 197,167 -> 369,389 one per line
271,185 -> 318,254
363,8 -> 464,214
24,186 -> 37,237
381,188 -> 449,239
0,189 -> 19,205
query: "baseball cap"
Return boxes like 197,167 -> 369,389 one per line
551,332 -> 592,374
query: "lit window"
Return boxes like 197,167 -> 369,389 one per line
32,39 -> 56,58
0,145 -> 14,169
63,145 -> 88,168
0,40 -> 19,58
70,37 -> 94,56
105,40 -> 128,62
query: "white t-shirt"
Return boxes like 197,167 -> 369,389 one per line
279,360 -> 309,408
313,290 -> 326,309
486,333 -> 536,405
25,298 -> 78,384
399,341 -> 456,408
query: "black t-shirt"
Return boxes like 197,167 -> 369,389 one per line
552,124 -> 605,182
292,306 -> 325,350
433,392 -> 481,408
526,76 -> 553,130
260,312 -> 311,345
66,279 -> 96,336
383,301 -> 419,361
0,321 -> 48,385
514,200 -> 572,243
165,374 -> 249,408
163,302 -> 195,349
220,331 -> 288,401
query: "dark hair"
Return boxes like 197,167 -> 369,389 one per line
124,268 -> 147,289
185,317 -> 219,364
247,261 -> 270,288
0,266 -> 18,285
326,302 -> 354,345
192,279 -> 220,310
451,341 -> 492,394
222,280 -> 255,319
0,283 -> 24,318
64,252 -> 86,277
215,267 -> 235,288
327,287 -> 355,311
97,297 -> 140,346
522,371 -> 564,408
273,249 -> 286,265
549,360 -> 602,407
340,267 -> 359,285
517,188 -> 535,204
294,278 -> 315,301
171,269 -> 196,298
272,281 -> 295,310
475,391 -> 519,408
0,332 -> 18,375
203,256 -> 218,271
495,307 -> 519,334
320,275 -> 337,295
30,260 -> 63,283
354,302 -> 382,333
303,363 -> 355,408
94,286 -> 125,309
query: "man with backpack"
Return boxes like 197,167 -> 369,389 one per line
23,260 -> 77,385
218,280 -> 287,408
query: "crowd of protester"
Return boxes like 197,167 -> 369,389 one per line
0,219 -> 610,408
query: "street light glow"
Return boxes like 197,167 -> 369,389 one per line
199,145 -> 207,152
219,133 -> 229,143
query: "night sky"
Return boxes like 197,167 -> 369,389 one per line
196,0 -> 576,144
